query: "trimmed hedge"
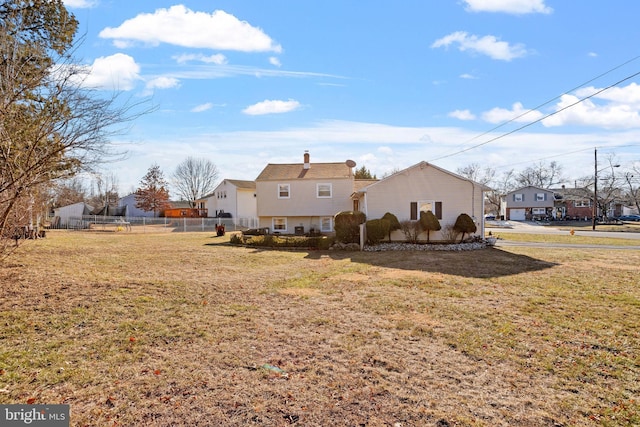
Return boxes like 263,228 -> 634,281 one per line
334,211 -> 366,243
365,218 -> 390,245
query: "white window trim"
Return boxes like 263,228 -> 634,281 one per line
320,217 -> 333,232
535,193 -> 546,201
532,208 -> 546,215
272,217 -> 287,232
316,183 -> 332,198
514,194 -> 524,202
278,183 -> 290,199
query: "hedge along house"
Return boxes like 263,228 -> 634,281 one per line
255,152 -> 357,234
353,162 -> 491,242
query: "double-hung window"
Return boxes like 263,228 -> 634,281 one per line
535,193 -> 547,201
278,184 -> 290,199
317,183 -> 332,198
514,193 -> 524,202
320,217 -> 333,232
273,218 -> 287,232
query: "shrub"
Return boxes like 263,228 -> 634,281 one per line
381,212 -> 401,240
229,234 -> 243,245
453,213 -> 477,243
365,218 -> 390,245
419,210 -> 441,243
441,224 -> 460,243
400,220 -> 421,244
334,211 -> 366,243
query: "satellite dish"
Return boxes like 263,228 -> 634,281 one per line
346,160 -> 356,168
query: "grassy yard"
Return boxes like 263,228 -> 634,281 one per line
1,231 -> 639,426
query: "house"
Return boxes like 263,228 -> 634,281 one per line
552,186 -> 623,221
502,186 -> 555,220
52,202 -> 94,227
255,152 -> 355,234
200,179 -> 257,227
354,161 -> 489,241
117,193 -> 156,218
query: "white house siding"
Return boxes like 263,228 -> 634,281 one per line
204,180 -> 257,220
359,163 -> 486,242
53,202 -> 93,226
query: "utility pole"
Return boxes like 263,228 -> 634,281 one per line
592,148 -> 598,231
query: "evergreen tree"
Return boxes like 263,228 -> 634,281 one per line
354,166 -> 377,180
453,213 -> 477,243
420,210 -> 441,243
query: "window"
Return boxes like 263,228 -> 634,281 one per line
514,194 -> 524,202
320,217 -> 332,232
317,183 -> 332,198
278,184 -> 290,199
411,201 -> 442,220
273,217 -> 287,232
575,200 -> 591,208
532,208 -> 546,215
535,193 -> 546,201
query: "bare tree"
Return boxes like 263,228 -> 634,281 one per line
456,163 -> 496,186
1,0 -> 150,255
515,161 -> 565,189
172,157 -> 219,207
622,171 -> 640,214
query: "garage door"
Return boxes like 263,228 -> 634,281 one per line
510,209 -> 525,220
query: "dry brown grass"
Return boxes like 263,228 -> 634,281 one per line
1,231 -> 639,426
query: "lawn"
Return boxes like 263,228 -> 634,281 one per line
1,231 -> 639,426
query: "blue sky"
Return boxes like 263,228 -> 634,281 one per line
63,0 -> 640,193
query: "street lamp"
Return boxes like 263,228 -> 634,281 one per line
592,148 -> 621,230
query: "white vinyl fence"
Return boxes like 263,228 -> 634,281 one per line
47,215 -> 259,233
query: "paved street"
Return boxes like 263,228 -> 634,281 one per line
486,220 -> 640,249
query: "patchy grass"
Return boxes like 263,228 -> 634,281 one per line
1,231 -> 639,426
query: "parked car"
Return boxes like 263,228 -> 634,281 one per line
616,215 -> 640,222
484,214 -> 496,221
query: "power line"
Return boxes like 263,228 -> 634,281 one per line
429,69 -> 640,162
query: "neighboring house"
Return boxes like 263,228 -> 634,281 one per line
118,193 -> 156,218
200,179 -> 257,226
553,186 -> 623,220
502,186 -> 555,220
53,202 -> 94,227
552,187 -> 593,220
255,152 -> 355,234
354,161 -> 489,241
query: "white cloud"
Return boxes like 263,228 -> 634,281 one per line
432,31 -> 528,61
481,102 -> 544,124
543,84 -> 640,129
81,53 -> 141,90
145,76 -> 180,91
588,52 -> 598,57
173,53 -> 228,65
269,57 -> 282,67
463,0 -> 552,14
242,99 -> 301,115
449,109 -> 477,121
63,0 -> 96,8
99,5 -> 282,53
191,103 -> 213,113
460,73 -> 478,79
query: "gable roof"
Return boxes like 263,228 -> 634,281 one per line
256,162 -> 352,181
506,185 -> 554,195
356,161 -> 492,193
225,179 -> 256,190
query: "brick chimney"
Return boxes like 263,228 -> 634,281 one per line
303,150 -> 310,169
